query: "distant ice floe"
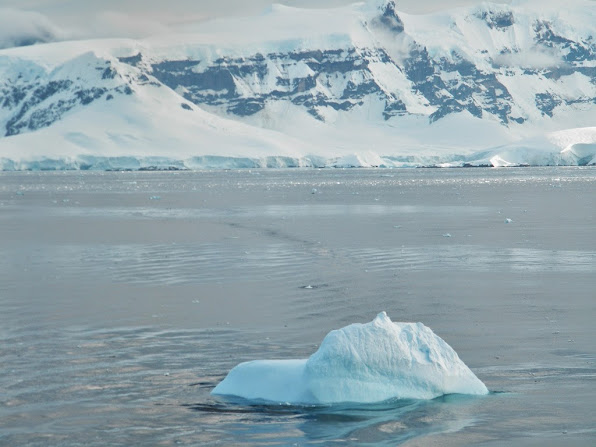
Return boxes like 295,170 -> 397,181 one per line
212,312 -> 488,404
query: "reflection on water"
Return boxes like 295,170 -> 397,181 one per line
0,322 -> 489,446
1,168 -> 595,446
3,203 -> 489,221
2,242 -> 593,288
187,394 -> 481,446
345,245 -> 596,274
2,316 -> 592,445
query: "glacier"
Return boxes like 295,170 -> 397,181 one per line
212,312 -> 488,404
1,0 -> 596,169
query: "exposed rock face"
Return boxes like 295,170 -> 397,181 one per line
376,1 -> 405,33
1,54 -> 145,137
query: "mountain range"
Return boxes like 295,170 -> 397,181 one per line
1,0 -> 595,169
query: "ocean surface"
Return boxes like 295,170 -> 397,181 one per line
1,168 -> 595,446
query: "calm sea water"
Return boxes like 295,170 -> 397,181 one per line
1,168 -> 595,446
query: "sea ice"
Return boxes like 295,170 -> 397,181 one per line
212,312 -> 488,404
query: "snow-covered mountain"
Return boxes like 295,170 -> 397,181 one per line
1,0 -> 596,169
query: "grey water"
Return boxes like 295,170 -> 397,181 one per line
1,168 -> 595,446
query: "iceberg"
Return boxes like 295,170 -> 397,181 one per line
212,312 -> 488,404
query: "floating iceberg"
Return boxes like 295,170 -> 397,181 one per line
212,312 -> 488,404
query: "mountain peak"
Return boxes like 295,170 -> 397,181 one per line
376,1 -> 404,33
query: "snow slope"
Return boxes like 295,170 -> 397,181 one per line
212,312 -> 488,404
0,48 -> 323,170
1,0 -> 596,169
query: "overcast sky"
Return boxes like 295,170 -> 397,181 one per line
0,0 -> 588,49
2,0 -> 505,26
0,0 -> 516,49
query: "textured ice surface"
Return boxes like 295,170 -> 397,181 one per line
212,312 -> 488,404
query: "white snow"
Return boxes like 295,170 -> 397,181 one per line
212,312 -> 488,404
1,0 -> 596,170
477,127 -> 596,167
332,151 -> 387,168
